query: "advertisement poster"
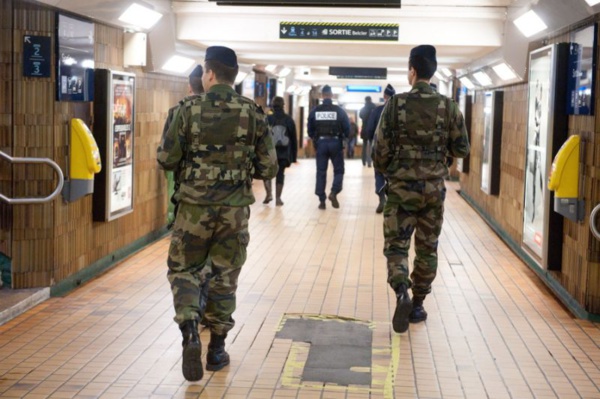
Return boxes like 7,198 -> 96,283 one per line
523,46 -> 553,261
109,73 -> 135,216
56,13 -> 94,101
481,92 -> 493,192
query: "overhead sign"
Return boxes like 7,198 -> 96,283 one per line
280,22 -> 398,41
330,67 -> 387,79
23,35 -> 51,78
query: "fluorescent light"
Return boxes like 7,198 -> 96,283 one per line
492,63 -> 517,81
585,0 -> 600,6
434,71 -> 445,81
234,71 -> 248,85
265,65 -> 277,73
81,59 -> 94,69
513,10 -> 547,37
344,103 -> 365,111
459,77 -> 475,90
473,71 -> 492,86
162,55 -> 195,73
441,68 -> 453,77
279,67 -> 291,77
119,3 -> 163,30
331,87 -> 344,94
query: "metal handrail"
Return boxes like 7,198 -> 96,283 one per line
590,203 -> 600,240
0,151 -> 64,204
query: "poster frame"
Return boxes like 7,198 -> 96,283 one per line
93,69 -> 136,222
480,90 -> 503,195
457,89 -> 472,173
522,43 -> 568,270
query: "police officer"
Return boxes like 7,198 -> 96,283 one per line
157,46 -> 278,381
373,45 -> 470,334
365,83 -> 395,213
307,85 -> 350,209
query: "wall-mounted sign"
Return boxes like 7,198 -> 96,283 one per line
280,22 -> 398,41
567,23 -> 597,116
93,69 -> 136,222
23,35 -> 51,78
56,13 -> 94,101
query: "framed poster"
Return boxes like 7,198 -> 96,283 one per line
56,13 -> 94,101
480,90 -> 503,195
567,23 -> 597,115
457,89 -> 472,173
522,44 -> 568,270
93,70 -> 135,222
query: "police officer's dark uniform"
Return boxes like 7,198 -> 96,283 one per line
307,85 -> 351,209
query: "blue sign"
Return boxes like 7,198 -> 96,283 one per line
23,35 -> 51,78
346,85 -> 382,93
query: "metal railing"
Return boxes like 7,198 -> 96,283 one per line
590,203 -> 600,240
0,151 -> 64,204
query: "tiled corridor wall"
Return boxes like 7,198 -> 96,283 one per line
460,28 -> 600,315
1,0 -> 188,288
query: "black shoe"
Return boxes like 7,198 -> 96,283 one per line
409,297 -> 428,323
376,193 -> 385,214
206,333 -> 230,371
318,202 -> 326,210
392,284 -> 412,333
180,320 -> 203,381
328,192 -> 339,209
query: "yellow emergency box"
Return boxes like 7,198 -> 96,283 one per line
70,118 -> 101,179
62,118 -> 102,202
548,135 -> 583,222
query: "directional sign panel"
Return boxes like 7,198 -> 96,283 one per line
23,35 -> 51,78
280,22 -> 398,41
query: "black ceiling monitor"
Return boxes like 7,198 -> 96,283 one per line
209,0 -> 401,7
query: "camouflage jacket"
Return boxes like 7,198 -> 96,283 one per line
157,84 -> 278,206
373,81 -> 470,183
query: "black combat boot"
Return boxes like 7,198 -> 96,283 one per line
409,296 -> 428,323
263,180 -> 273,204
392,283 -> 412,333
206,332 -> 230,371
376,192 -> 385,214
318,201 -> 326,210
180,320 -> 203,381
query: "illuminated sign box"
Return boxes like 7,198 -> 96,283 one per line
281,22 -> 398,41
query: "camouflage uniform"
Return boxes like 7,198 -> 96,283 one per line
373,81 -> 469,299
157,84 -> 278,335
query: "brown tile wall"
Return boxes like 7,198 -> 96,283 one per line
4,0 -> 187,288
461,29 -> 600,314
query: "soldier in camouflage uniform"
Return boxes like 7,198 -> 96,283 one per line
373,45 -> 470,334
157,46 -> 278,381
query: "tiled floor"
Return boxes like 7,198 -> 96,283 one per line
1,159 -> 599,399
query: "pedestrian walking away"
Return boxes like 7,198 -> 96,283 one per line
157,45 -> 278,381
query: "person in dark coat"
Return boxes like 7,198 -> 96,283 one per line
359,96 -> 376,167
263,96 -> 297,206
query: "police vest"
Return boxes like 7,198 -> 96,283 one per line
393,94 -> 449,161
314,103 -> 342,138
181,95 -> 256,184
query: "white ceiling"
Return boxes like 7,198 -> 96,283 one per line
34,0 -> 600,95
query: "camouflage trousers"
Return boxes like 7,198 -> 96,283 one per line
167,202 -> 250,335
383,178 -> 446,299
